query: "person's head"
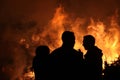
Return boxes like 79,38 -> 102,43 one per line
83,35 -> 95,50
61,31 -> 75,48
35,45 -> 50,57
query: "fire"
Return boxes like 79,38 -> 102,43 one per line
20,5 -> 120,79
23,71 -> 35,80
23,66 -> 35,80
46,6 -> 120,64
87,18 -> 120,64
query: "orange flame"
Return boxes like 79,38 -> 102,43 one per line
19,5 -> 120,79
20,6 -> 120,74
44,6 -> 120,64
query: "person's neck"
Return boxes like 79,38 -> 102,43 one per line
62,44 -> 73,49
87,45 -> 95,50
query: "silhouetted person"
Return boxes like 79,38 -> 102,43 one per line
83,35 -> 103,80
50,31 -> 84,80
32,45 -> 50,80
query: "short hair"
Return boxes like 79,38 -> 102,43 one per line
62,31 -> 75,42
35,45 -> 50,56
83,35 -> 95,45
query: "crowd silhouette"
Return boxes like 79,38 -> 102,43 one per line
32,31 -> 103,80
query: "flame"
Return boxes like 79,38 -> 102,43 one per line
20,6 -> 120,79
87,17 -> 120,64
23,71 -> 35,80
49,6 -> 120,64
21,5 -> 120,64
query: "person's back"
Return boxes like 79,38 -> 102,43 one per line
50,31 -> 84,80
83,35 -> 103,80
32,45 -> 50,80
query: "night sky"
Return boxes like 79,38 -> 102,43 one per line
0,0 -> 120,80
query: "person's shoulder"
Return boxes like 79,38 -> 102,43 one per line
50,47 -> 62,56
94,46 -> 103,56
72,49 -> 83,56
51,47 -> 61,53
94,46 -> 102,52
72,49 -> 79,53
72,49 -> 81,53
